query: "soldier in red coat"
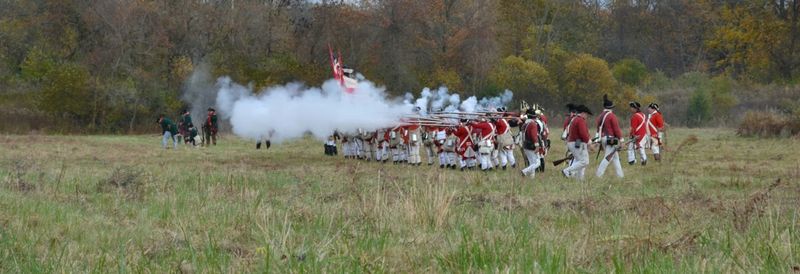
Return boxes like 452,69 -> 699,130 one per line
647,103 -> 665,161
454,120 -> 476,170
562,105 -> 592,180
389,126 -> 403,164
422,126 -> 437,166
442,127 -> 459,169
377,128 -> 391,163
521,110 -> 544,178
561,104 -> 578,141
472,118 -> 496,171
533,108 -> 550,173
595,95 -> 624,178
627,101 -> 648,165
494,113 -> 517,170
406,124 -> 422,165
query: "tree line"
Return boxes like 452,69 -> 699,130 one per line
0,0 -> 798,133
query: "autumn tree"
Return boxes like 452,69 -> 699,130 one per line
560,54 -> 617,106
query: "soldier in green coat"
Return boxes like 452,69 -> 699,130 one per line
187,123 -> 199,147
158,114 -> 178,149
179,109 -> 193,144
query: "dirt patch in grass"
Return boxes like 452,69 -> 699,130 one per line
3,159 -> 40,193
455,193 -> 538,212
550,197 -> 604,215
97,166 -> 150,201
626,197 -> 673,223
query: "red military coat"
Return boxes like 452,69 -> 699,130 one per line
454,125 -> 473,157
596,110 -> 623,139
567,115 -> 590,143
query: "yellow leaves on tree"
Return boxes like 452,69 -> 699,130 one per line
489,56 -> 554,100
707,3 -> 800,81
561,54 -> 617,105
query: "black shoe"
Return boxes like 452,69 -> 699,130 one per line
460,167 -> 465,171
502,166 -> 507,170
628,161 -> 635,165
265,141 -> 271,149
642,160 -> 647,166
256,142 -> 262,149
440,164 -> 445,168
511,164 -> 516,168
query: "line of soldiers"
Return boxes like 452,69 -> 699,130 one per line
332,95 -> 666,181
556,95 -> 664,180
156,107 -> 219,149
330,107 -> 552,173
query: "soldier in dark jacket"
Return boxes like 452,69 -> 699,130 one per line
179,109 -> 193,144
158,114 -> 178,149
203,107 -> 218,146
187,123 -> 199,147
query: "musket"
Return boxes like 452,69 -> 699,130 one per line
552,155 -> 574,166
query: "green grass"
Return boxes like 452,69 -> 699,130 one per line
0,128 -> 798,272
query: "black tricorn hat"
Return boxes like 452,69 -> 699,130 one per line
525,108 -> 537,118
566,103 -> 577,112
648,103 -> 659,111
207,107 -> 215,111
576,105 -> 593,115
603,94 -> 614,109
629,101 -> 641,110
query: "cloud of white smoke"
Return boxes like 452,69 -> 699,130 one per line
184,70 -> 515,143
214,77 -> 412,143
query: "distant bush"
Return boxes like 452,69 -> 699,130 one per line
687,88 -> 711,127
612,58 -> 649,87
737,111 -> 800,137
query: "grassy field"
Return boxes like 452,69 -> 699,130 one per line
0,128 -> 798,273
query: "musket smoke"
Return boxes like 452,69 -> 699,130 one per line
214,77 -> 410,143
185,71 -> 515,143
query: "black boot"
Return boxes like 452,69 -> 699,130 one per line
256,142 -> 262,149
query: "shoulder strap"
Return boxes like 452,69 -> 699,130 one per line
634,113 -> 646,132
598,111 -> 611,137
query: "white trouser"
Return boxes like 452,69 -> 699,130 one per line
399,144 -> 408,161
438,151 -> 447,165
162,131 -> 177,149
424,145 -> 436,164
498,148 -> 516,167
596,144 -> 624,178
364,142 -> 375,160
354,139 -> 364,157
342,142 -> 350,156
467,157 -> 477,168
521,149 -> 541,177
627,138 -> 647,163
446,152 -> 457,166
564,142 -> 589,180
479,153 -> 493,170
377,142 -> 388,160
650,136 -> 661,155
408,142 -> 421,164
491,149 -> 499,166
391,147 -> 399,161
